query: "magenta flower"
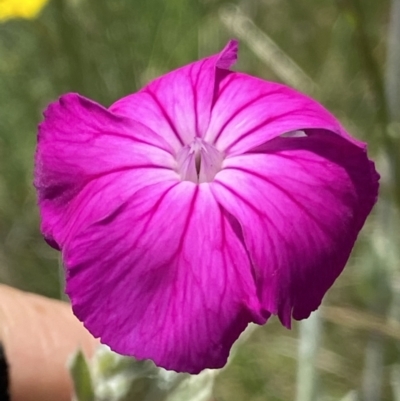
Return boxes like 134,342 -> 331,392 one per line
35,40 -> 378,373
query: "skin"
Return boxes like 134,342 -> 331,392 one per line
0,284 -> 98,401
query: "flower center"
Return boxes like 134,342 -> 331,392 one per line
176,138 -> 224,183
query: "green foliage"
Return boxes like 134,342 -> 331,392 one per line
69,350 -> 95,401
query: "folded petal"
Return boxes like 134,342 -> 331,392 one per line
65,182 -> 267,373
110,41 -> 238,148
211,132 -> 379,326
35,93 -> 176,249
206,73 -> 363,155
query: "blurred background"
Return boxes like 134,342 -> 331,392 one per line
0,0 -> 400,400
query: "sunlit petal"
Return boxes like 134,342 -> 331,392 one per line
212,133 -> 378,326
35,93 -> 176,249
207,74 -> 363,155
110,41 -> 238,148
65,183 -> 267,373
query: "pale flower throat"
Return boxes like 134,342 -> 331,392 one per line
176,138 -> 224,183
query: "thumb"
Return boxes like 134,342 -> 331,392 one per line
0,284 -> 98,401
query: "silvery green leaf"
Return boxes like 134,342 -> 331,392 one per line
164,369 -> 218,401
91,346 -> 160,401
68,350 -> 95,401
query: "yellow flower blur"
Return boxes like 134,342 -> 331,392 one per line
0,0 -> 49,21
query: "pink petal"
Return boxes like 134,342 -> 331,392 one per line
206,73 -> 364,155
35,93 -> 176,249
211,132 -> 379,327
109,40 -> 238,148
65,182 -> 268,373
34,41 -> 380,375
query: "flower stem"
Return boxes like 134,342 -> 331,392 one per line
361,332 -> 384,401
295,310 -> 322,401
386,0 -> 400,123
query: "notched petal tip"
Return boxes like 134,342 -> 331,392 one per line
216,39 -> 239,69
42,92 -> 81,118
39,93 -> 113,145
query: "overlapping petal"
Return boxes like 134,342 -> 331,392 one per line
35,93 -> 176,249
206,73 -> 363,155
109,41 -> 238,148
65,182 -> 268,373
212,132 -> 378,326
34,40 -> 379,374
